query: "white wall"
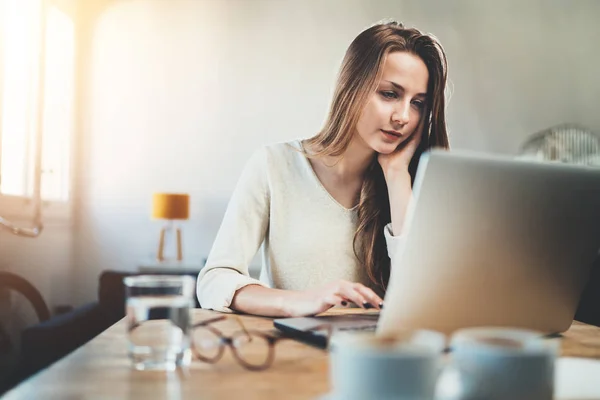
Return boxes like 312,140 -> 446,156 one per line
4,0 -> 600,308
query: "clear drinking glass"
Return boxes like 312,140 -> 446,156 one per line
123,275 -> 195,371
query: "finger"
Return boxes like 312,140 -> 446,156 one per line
354,285 -> 384,310
336,285 -> 369,309
410,125 -> 424,146
339,296 -> 353,307
411,112 -> 427,141
336,295 -> 352,307
323,293 -> 346,307
401,127 -> 423,159
351,284 -> 381,310
397,128 -> 422,153
415,114 -> 428,144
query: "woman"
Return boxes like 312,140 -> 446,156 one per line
197,20 -> 450,317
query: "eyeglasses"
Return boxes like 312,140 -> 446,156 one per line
129,314 -> 334,371
190,315 -> 287,371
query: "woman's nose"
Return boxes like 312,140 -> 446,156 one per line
391,102 -> 410,126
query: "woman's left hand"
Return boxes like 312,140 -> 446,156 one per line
377,127 -> 423,177
378,119 -> 426,236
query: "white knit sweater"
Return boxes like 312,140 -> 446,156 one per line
196,140 -> 404,312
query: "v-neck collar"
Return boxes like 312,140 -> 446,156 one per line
295,140 -> 359,213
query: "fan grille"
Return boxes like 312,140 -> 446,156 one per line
520,124 -> 600,166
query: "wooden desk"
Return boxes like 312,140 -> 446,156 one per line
4,309 -> 600,400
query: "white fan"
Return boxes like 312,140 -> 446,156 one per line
519,123 -> 600,166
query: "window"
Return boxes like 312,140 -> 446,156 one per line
0,0 -> 75,220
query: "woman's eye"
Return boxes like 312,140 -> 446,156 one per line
380,91 -> 398,99
412,100 -> 425,110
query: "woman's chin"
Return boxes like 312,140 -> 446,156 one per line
373,142 -> 399,155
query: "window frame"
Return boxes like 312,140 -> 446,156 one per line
0,0 -> 75,225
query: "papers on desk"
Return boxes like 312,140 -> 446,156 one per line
555,357 -> 600,399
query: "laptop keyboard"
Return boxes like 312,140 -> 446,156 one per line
336,324 -> 377,332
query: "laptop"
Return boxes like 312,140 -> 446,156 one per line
274,149 -> 600,346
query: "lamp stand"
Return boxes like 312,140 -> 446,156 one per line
157,220 -> 183,262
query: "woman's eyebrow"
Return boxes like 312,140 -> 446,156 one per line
384,80 -> 427,98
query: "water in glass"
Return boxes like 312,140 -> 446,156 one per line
124,275 -> 194,371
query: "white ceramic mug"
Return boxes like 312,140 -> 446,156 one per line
448,327 -> 560,400
328,330 -> 447,400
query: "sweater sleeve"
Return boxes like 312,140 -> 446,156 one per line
196,148 -> 270,312
383,223 -> 406,262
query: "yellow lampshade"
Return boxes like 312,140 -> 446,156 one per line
152,193 -> 190,220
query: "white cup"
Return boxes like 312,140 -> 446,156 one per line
328,330 -> 446,400
448,327 -> 559,400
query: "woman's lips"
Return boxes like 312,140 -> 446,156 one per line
381,129 -> 402,140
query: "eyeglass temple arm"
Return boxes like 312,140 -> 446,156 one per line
192,315 -> 228,329
233,315 -> 253,341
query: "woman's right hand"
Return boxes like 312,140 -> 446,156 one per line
284,280 -> 384,317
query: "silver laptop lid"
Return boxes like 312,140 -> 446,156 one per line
378,150 -> 600,335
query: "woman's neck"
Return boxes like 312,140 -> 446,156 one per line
302,134 -> 375,209
320,135 -> 375,181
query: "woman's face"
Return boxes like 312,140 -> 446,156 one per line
355,51 -> 429,155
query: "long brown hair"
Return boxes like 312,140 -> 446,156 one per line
305,21 -> 450,292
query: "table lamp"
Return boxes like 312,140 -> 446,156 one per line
152,193 -> 189,262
